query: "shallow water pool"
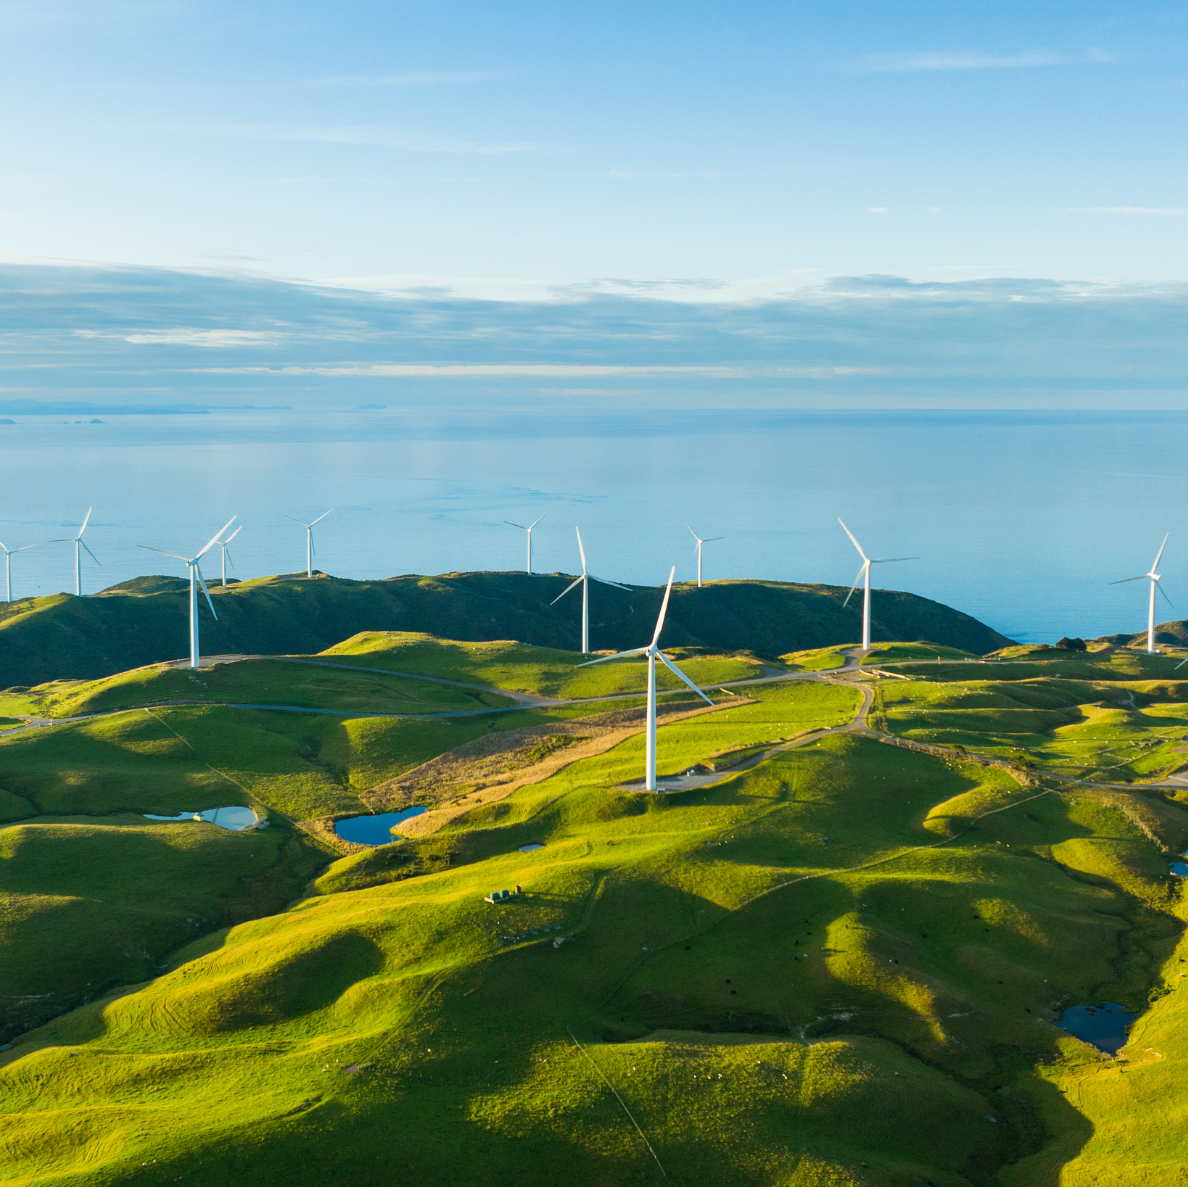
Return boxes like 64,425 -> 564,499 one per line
144,806 -> 259,832
335,806 -> 427,846
1057,1002 -> 1135,1055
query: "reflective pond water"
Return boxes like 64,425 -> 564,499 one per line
518,843 -> 544,852
144,806 -> 259,832
1170,861 -> 1188,877
334,806 -> 427,846
1057,1002 -> 1136,1055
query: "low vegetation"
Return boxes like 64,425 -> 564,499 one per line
3,635 -> 1188,1184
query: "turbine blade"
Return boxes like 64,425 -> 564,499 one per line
14,544 -> 35,553
704,536 -> 725,542
78,506 -> 92,536
138,545 -> 190,561
505,521 -> 526,530
657,649 -> 714,705
1110,576 -> 1149,585
529,513 -> 547,530
225,525 -> 242,543
575,527 -> 587,575
196,515 -> 237,560
651,567 -> 676,647
550,576 -> 584,605
577,646 -> 649,668
48,537 -> 75,543
0,541 -> 8,555
838,517 -> 868,562
1156,579 -> 1175,609
591,575 -> 631,590
310,508 -> 333,527
842,561 -> 868,607
225,547 -> 235,570
196,563 -> 217,619
1153,532 -> 1170,572
871,556 -> 919,564
685,521 -> 701,542
283,515 -> 310,527
81,541 -> 101,566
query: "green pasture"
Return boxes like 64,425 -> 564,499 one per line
319,631 -> 766,698
879,671 -> 1188,782
0,815 -> 322,1042
2,661 -> 1187,1184
27,656 -> 516,719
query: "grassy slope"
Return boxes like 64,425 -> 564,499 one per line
2,667 -> 1187,1184
876,651 -> 1188,783
0,570 -> 1012,689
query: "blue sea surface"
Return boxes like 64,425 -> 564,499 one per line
2,407 -> 1186,643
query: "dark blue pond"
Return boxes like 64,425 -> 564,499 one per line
1057,1002 -> 1136,1056
1171,862 -> 1188,877
335,806 -> 427,846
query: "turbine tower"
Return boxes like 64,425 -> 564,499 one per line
284,509 -> 332,578
219,525 -> 242,587
0,541 -> 34,602
505,513 -> 546,574
550,527 -> 629,653
838,519 -> 917,651
50,507 -> 100,596
579,567 -> 712,791
685,522 -> 724,588
1112,534 -> 1171,655
138,517 -> 236,670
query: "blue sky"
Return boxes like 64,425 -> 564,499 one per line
2,0 -> 1187,289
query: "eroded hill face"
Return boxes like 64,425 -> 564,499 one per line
1,640 -> 1187,1185
0,570 -> 1013,688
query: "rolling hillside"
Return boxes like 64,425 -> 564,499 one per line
0,570 -> 1012,689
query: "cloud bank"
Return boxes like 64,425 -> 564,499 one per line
1,263 -> 1186,411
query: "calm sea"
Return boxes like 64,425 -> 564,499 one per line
2,407 -> 1184,644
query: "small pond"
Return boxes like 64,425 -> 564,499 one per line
144,806 -> 259,832
518,843 -> 544,852
1057,1002 -> 1136,1055
335,806 -> 427,846
1171,861 -> 1188,877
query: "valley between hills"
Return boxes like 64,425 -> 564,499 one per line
2,574 -> 1188,1184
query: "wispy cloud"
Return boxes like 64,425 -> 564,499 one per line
160,122 -> 549,155
304,70 -> 508,89
857,49 -> 1110,72
76,328 -> 284,347
1067,206 -> 1188,216
191,363 -> 884,379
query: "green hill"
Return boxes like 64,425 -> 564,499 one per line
0,570 -> 1012,690
4,642 -> 1188,1183
1099,617 -> 1188,649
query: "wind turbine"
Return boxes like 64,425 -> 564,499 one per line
218,525 -> 242,587
505,513 -> 546,574
50,507 -> 100,596
0,541 -> 34,602
685,522 -> 724,588
138,517 -> 236,670
1112,534 -> 1171,655
284,509 -> 332,578
550,527 -> 629,653
838,519 -> 917,651
579,567 -> 711,791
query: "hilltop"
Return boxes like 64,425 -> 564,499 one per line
0,570 -> 1011,689
4,637 -> 1188,1183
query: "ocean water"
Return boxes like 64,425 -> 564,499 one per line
1,406 -> 1185,644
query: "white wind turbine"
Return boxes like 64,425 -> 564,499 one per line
579,567 -> 712,791
138,517 -> 236,670
284,509 -> 332,578
50,507 -> 100,596
505,513 -> 546,574
218,525 -> 242,587
550,527 -> 629,653
0,541 -> 35,602
839,519 -> 917,651
1112,533 -> 1171,655
685,522 -> 724,588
